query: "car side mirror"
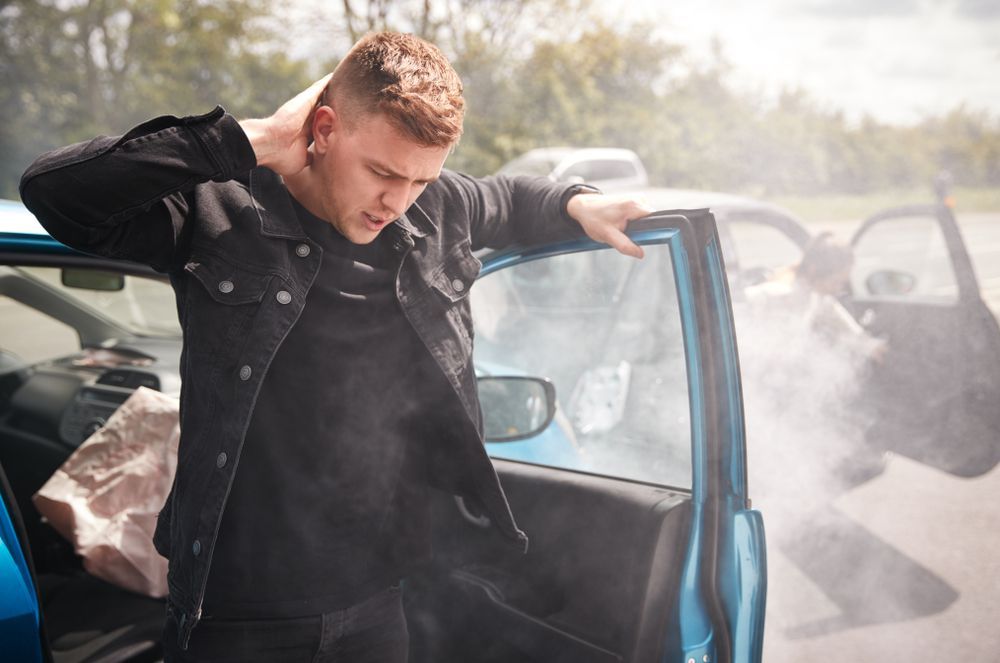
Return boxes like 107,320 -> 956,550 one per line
865,269 -> 916,297
61,268 -> 125,292
479,376 -> 556,443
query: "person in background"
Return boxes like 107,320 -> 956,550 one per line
745,232 -> 886,361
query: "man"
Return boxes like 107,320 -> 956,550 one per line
744,232 -> 884,357
20,32 -> 650,661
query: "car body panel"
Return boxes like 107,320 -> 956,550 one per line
0,464 -> 43,663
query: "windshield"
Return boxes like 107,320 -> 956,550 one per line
0,265 -> 179,363
25,267 -> 179,335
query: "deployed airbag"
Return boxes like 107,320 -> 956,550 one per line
33,387 -> 178,597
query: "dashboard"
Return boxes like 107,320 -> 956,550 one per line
1,338 -> 182,449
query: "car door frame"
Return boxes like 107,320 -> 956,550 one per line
476,209 -> 766,663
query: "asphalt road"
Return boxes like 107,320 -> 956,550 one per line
754,210 -> 1000,662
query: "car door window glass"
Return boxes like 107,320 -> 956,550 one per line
725,220 -> 803,287
851,215 -> 959,303
472,243 -> 691,488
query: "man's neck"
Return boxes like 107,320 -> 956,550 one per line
283,167 -> 328,222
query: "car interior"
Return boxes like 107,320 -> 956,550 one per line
0,460 -> 165,662
406,464 -> 692,663
1,265 -> 173,661
1,236 -> 700,662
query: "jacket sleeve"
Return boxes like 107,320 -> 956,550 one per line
18,106 -> 257,272
426,171 -> 590,251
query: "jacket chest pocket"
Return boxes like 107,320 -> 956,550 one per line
183,255 -> 276,359
430,240 -> 481,304
427,241 -> 481,362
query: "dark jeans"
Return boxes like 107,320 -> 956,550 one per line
163,586 -> 408,662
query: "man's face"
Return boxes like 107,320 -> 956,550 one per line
311,110 -> 451,244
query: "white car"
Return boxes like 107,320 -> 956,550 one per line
498,147 -> 649,190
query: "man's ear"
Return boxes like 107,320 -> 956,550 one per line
312,106 -> 338,153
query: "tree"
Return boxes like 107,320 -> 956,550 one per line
291,0 -> 598,175
5,1 -> 998,198
1,0 -> 310,198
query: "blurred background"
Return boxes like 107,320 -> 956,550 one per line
3,1 -> 998,661
3,0 -> 998,212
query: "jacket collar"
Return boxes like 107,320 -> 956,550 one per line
249,167 -> 436,241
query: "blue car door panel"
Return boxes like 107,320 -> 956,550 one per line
406,211 -> 766,663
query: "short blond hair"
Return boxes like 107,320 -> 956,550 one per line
326,32 -> 464,147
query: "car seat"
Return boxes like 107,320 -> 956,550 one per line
0,460 -> 165,662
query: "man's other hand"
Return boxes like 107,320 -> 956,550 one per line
239,74 -> 333,177
566,193 -> 654,259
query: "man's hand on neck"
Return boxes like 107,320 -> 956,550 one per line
239,74 -> 332,179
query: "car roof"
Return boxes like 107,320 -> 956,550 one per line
518,147 -> 642,163
632,188 -> 813,248
633,187 -> 778,212
0,199 -> 48,237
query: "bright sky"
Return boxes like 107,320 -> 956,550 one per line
612,0 -> 1000,125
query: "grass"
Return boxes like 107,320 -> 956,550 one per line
762,187 -> 1000,224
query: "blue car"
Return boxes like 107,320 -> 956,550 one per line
0,199 -> 766,662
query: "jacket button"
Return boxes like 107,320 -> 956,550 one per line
276,290 -> 292,305
239,365 -> 252,381
192,540 -> 202,556
295,243 -> 311,258
451,279 -> 465,292
216,452 -> 228,469
218,280 -> 234,294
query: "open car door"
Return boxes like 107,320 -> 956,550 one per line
846,203 -> 1000,476
1,460 -> 43,662
406,211 -> 766,663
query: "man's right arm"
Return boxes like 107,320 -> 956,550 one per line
19,107 -> 256,272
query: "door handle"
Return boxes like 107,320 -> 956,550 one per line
455,495 -> 491,528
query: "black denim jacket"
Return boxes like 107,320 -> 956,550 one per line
20,107 -> 585,646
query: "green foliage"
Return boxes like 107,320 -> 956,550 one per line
3,0 -> 999,200
449,21 -> 682,176
1,0 -> 310,198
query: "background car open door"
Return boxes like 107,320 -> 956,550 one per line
407,211 -> 766,663
846,203 -> 1000,476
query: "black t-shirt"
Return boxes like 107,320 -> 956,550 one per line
203,199 -> 442,618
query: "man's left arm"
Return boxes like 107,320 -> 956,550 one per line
431,171 -> 651,257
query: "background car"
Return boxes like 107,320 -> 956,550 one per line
498,147 -> 650,190
0,200 -> 765,661
638,187 -> 1000,480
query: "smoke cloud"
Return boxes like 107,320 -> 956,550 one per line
734,285 -> 961,654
